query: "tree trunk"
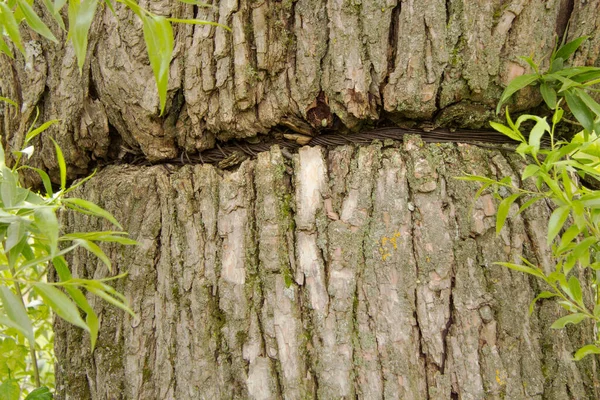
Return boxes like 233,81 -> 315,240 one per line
1,0 -> 599,399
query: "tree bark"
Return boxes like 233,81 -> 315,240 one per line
1,0 -> 599,399
55,139 -> 598,399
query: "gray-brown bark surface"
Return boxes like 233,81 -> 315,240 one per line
1,0 -> 600,399
0,0 -> 599,175
55,138 -> 598,399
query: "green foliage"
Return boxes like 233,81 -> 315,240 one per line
461,37 -> 600,361
0,0 -> 230,114
0,100 -> 136,397
496,35 -> 600,135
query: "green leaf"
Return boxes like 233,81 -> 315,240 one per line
489,121 -> 524,142
75,238 -> 112,271
554,36 -> 588,61
33,282 -> 89,332
25,119 -> 59,144
86,285 -> 135,317
0,34 -> 14,58
0,96 -> 17,107
521,165 -> 540,180
496,193 -> 520,234
34,207 -> 59,255
17,0 -> 58,42
68,0 -> 99,71
573,345 -> 600,361
557,224 -> 581,253
52,256 -> 99,349
54,0 -> 68,12
62,231 -> 137,245
1,166 -> 17,208
540,82 -> 557,109
0,379 -> 20,400
528,117 -> 550,156
0,287 -> 34,344
529,291 -> 557,314
516,196 -> 541,216
552,107 -> 564,125
63,197 -> 122,229
142,14 -> 174,115
5,220 -> 26,253
567,276 -> 583,305
574,88 -> 600,116
24,386 -> 53,400
22,166 -> 53,196
547,205 -> 570,245
496,73 -> 539,114
551,312 -> 588,329
49,137 -> 66,190
0,2 -> 25,55
564,89 -> 595,134
494,262 -> 545,279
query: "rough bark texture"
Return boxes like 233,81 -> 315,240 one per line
0,0 -> 599,175
2,0 -> 600,399
54,138 -> 599,399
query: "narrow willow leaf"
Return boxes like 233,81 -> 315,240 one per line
547,205 -> 570,245
575,88 -> 600,116
17,0 -> 58,42
522,164 -> 539,180
557,224 -> 581,253
554,36 -> 588,61
552,107 -> 564,125
0,35 -> 14,58
34,207 -> 59,255
564,90 -> 595,133
551,312 -> 588,329
63,197 -> 122,229
489,121 -> 524,142
567,276 -> 583,306
54,0 -> 68,12
516,196 -> 541,216
24,386 -> 53,400
43,0 -> 65,30
0,2 -> 25,55
573,345 -> 600,361
75,238 -> 111,271
528,117 -> 550,157
540,82 -> 557,109
63,231 -> 137,244
1,166 -> 17,207
494,262 -> 545,279
496,193 -> 520,234
529,291 -> 557,314
103,0 -> 116,14
0,287 -> 34,343
64,168 -> 96,194
142,14 -> 174,114
22,166 -> 53,196
86,286 -> 135,317
496,73 -> 539,114
49,137 -> 66,190
68,0 -> 99,71
25,119 -> 59,144
33,282 -> 89,331
0,96 -> 17,107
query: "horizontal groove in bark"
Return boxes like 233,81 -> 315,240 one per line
1,1 -> 599,179
55,141 -> 598,399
